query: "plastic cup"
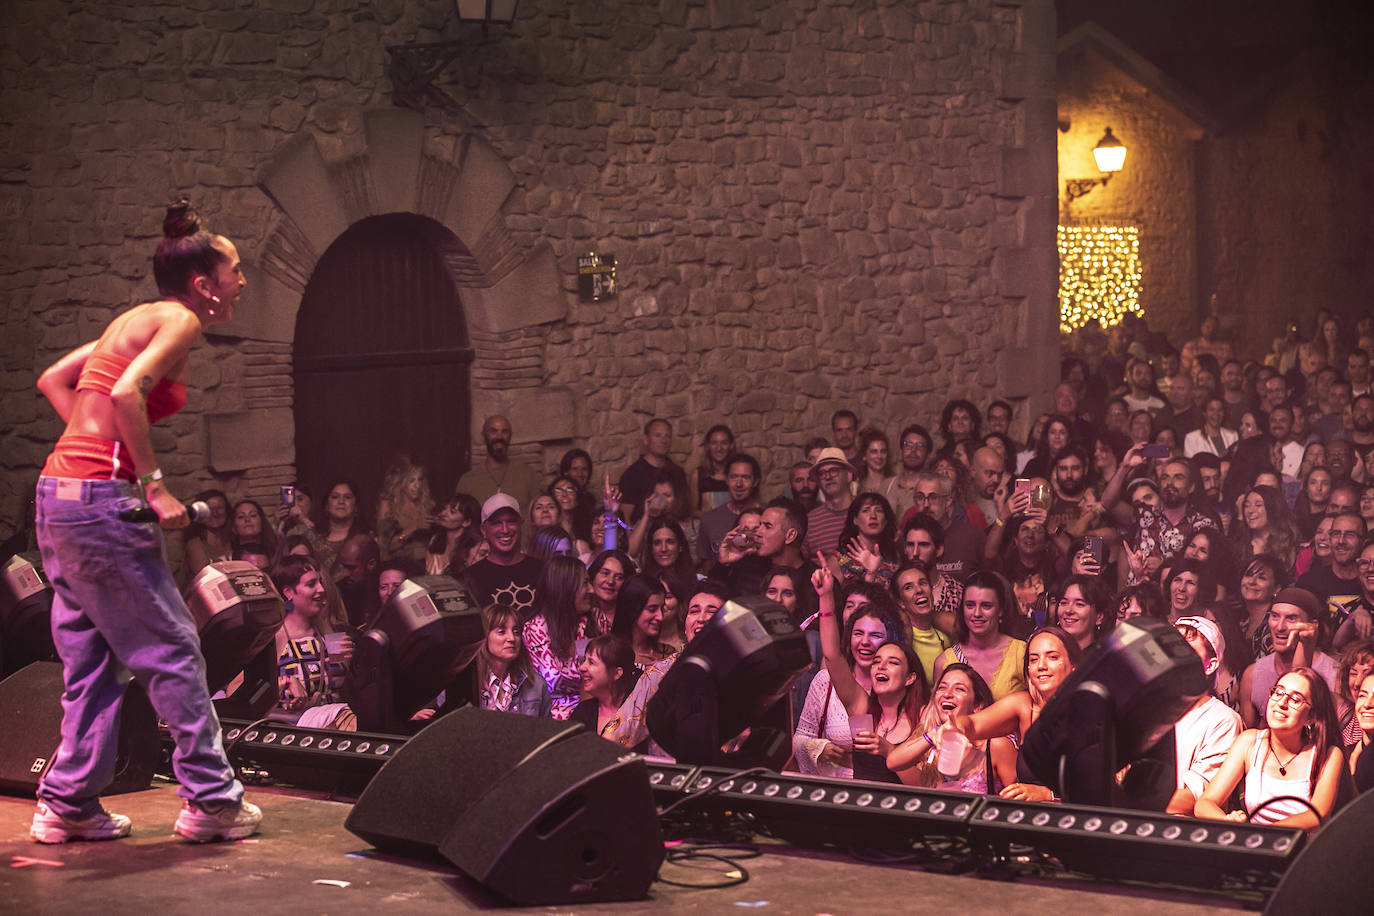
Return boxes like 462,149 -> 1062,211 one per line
322,631 -> 351,658
937,729 -> 970,777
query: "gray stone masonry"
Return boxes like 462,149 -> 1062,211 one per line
0,0 -> 1059,546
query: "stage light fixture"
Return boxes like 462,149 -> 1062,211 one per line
0,553 -> 56,676
646,596 -> 811,769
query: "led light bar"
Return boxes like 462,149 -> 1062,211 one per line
648,762 -> 978,850
966,797 -> 1304,887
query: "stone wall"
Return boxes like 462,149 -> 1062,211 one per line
1196,67 -> 1371,359
0,0 -> 1059,543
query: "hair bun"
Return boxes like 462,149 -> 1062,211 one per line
162,197 -> 203,239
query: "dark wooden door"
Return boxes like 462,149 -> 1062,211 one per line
294,214 -> 473,519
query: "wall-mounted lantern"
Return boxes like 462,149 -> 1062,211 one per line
1066,127 -> 1127,202
386,1 -> 520,111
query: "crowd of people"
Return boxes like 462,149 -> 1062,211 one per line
190,309 -> 1374,831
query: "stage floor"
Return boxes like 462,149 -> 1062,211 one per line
0,780 -> 1244,914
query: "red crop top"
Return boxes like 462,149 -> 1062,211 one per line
40,350 -> 188,483
75,349 -> 186,423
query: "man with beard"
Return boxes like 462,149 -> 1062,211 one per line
1326,438 -> 1357,485
1267,405 -> 1303,481
784,459 -> 819,511
804,448 -> 856,557
334,533 -> 380,627
1350,393 -> 1374,450
455,414 -> 540,511
697,453 -> 762,564
465,494 -> 543,617
1296,512 -> 1366,631
1237,588 -> 1340,728
1045,444 -> 1112,553
879,423 -> 934,523
1190,453 -> 1226,520
1102,446 -> 1219,576
906,472 -> 984,582
1312,378 -> 1352,445
1220,359 -> 1249,429
1348,350 -> 1372,399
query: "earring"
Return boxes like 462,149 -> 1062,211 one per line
206,294 -> 220,317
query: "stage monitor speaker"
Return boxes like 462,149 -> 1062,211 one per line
346,706 -> 664,905
1,553 -> 57,676
1263,787 -> 1374,915
185,560 -> 284,703
0,661 -> 159,797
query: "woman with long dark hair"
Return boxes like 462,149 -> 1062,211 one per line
887,663 -> 1018,793
813,561 -> 928,784
1195,668 -> 1344,829
610,574 -> 675,673
558,448 -> 597,543
638,516 -> 696,589
424,492 -> 482,575
688,423 -> 735,514
548,475 -> 593,558
229,499 -> 278,561
522,555 -> 596,720
949,626 -> 1084,801
182,488 -> 232,576
793,587 -> 907,779
831,492 -> 899,586
30,200 -> 260,843
855,428 -> 893,494
1231,484 -> 1300,572
932,570 -> 1026,700
1021,414 -> 1074,480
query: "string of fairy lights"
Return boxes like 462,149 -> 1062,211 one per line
1058,224 -> 1142,333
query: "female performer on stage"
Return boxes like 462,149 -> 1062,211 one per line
29,200 -> 261,844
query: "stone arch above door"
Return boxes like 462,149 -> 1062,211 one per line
202,108 -> 575,492
238,107 -> 565,344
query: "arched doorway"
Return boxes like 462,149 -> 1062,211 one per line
293,213 -> 473,519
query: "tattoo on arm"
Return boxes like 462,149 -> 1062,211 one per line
138,375 -> 153,400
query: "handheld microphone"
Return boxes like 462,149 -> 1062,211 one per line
119,500 -> 212,524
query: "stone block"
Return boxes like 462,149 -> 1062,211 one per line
462,243 -> 567,335
205,408 -> 294,472
442,135 -> 516,252
257,134 -> 348,257
364,108 -> 424,216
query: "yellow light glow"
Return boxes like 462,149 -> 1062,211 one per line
1093,127 -> 1127,172
1058,224 -> 1142,333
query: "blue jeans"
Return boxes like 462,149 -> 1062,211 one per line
34,477 -> 242,818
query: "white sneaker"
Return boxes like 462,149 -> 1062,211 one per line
30,801 -> 132,844
173,799 -> 263,843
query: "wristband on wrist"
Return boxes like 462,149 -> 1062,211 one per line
818,611 -> 834,618
139,468 -> 164,488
